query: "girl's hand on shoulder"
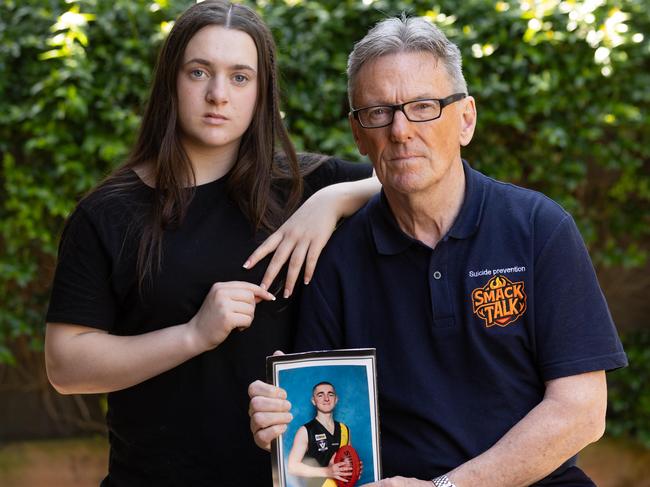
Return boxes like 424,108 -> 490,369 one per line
243,189 -> 340,298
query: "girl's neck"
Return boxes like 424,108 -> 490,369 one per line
184,140 -> 240,185
134,140 -> 241,188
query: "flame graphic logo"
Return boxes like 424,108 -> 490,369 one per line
471,275 -> 527,328
489,276 -> 507,289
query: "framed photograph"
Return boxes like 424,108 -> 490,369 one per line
267,349 -> 381,487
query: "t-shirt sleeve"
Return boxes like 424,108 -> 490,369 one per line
46,207 -> 117,331
302,157 -> 373,197
533,214 -> 627,381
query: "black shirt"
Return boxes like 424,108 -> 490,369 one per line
47,157 -> 372,486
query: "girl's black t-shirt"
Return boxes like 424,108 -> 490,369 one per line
46,157 -> 372,486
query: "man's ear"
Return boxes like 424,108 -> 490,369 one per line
349,113 -> 368,156
311,397 -> 316,406
459,96 -> 477,147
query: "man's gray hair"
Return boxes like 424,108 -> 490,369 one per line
347,15 -> 467,107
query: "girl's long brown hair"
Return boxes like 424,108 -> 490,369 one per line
90,1 -> 303,288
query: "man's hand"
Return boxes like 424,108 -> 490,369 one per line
248,379 -> 293,451
365,478 -> 431,486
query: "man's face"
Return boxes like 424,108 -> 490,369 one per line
350,51 -> 476,198
312,384 -> 338,413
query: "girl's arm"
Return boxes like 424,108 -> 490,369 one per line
244,174 -> 380,298
45,281 -> 274,394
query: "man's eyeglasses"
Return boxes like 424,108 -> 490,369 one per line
350,93 -> 467,129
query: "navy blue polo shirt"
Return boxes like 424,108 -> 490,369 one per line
295,160 -> 627,484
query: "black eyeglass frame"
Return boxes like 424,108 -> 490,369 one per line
350,92 -> 467,129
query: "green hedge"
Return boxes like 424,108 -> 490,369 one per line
0,0 -> 648,368
607,331 -> 650,447
0,0 -> 184,362
257,0 -> 650,269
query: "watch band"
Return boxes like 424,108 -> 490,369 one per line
432,474 -> 457,487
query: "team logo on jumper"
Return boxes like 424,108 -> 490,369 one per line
315,433 -> 328,451
472,275 -> 527,327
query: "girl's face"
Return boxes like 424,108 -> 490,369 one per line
177,25 -> 258,163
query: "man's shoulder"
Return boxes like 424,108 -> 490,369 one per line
302,196 -> 377,293
322,195 -> 376,256
476,168 -> 571,228
299,153 -> 373,196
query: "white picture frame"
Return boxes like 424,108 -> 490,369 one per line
267,349 -> 381,487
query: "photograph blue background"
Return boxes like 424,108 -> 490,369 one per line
280,364 -> 375,486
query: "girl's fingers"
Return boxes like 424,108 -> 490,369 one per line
283,240 -> 310,298
243,232 -> 283,270
260,239 -> 295,290
302,236 -> 328,286
213,281 -> 275,302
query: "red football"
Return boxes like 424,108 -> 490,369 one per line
333,444 -> 361,486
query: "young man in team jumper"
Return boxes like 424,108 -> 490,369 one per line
287,382 -> 353,486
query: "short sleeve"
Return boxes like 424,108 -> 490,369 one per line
46,207 -> 117,331
533,215 -> 627,380
302,157 -> 373,197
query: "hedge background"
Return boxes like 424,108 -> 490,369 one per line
0,0 -> 648,443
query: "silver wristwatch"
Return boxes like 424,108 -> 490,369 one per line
432,475 -> 457,487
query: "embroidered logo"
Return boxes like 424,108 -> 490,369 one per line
472,275 -> 527,327
317,440 -> 328,452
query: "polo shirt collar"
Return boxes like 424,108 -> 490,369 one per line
447,159 -> 486,239
369,191 -> 415,255
369,160 -> 486,255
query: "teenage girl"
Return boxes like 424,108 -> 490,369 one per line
45,2 -> 377,485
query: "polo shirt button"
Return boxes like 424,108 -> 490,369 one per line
433,271 -> 442,280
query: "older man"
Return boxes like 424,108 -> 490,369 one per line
250,16 -> 626,487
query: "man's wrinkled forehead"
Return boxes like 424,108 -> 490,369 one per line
350,51 -> 447,106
